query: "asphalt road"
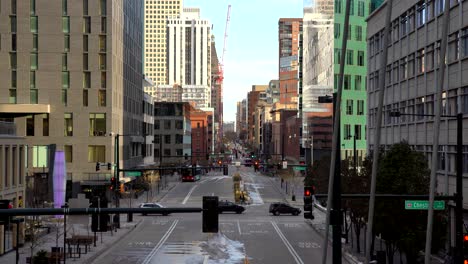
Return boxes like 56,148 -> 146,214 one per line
90,166 -> 337,264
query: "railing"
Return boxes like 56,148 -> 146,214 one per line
0,121 -> 17,135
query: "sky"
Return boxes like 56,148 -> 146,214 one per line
184,0 -> 303,122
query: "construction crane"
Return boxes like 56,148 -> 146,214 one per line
217,4 -> 231,84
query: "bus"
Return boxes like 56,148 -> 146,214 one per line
181,166 -> 202,182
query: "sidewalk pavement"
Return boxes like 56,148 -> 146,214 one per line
0,178 -> 179,264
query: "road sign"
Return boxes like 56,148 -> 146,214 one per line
282,161 -> 287,169
405,200 -> 445,210
293,166 -> 306,171
124,171 -> 142,177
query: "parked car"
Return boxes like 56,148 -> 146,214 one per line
243,158 -> 253,167
269,202 -> 301,216
138,203 -> 169,216
218,200 -> 245,214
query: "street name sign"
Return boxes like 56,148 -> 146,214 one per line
404,200 -> 445,210
125,171 -> 142,177
293,166 -> 306,171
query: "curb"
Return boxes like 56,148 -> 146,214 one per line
154,181 -> 179,203
82,218 -> 143,264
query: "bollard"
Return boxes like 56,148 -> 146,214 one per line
127,213 -> 133,222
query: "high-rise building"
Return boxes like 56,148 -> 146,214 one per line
144,0 -> 183,84
334,0 -> 369,164
211,38 -> 223,152
301,1 -> 334,165
0,0 -> 146,197
278,18 -> 303,104
247,85 -> 268,144
367,0 -> 468,199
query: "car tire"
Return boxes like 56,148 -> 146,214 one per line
219,210 -> 223,214
236,210 -> 242,214
273,211 -> 280,216
142,213 -> 147,216
162,213 -> 168,216
292,211 -> 299,216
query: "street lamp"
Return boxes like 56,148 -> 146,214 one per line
390,110 -> 463,261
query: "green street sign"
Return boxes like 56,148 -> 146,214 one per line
293,166 -> 306,171
405,200 -> 445,210
124,171 -> 142,177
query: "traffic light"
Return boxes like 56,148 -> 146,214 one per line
218,160 -> 222,166
107,163 -> 112,170
0,200 -> 11,225
202,196 -> 218,233
110,177 -> 116,190
464,234 -> 468,261
223,165 -> 228,175
304,186 -> 314,220
96,162 -> 100,171
254,161 -> 259,172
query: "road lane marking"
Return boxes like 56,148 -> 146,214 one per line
237,220 -> 242,235
142,219 -> 179,264
182,185 -> 197,204
271,221 -> 304,264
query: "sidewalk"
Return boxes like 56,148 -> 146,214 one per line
0,178 -> 179,264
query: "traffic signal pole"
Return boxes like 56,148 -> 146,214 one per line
455,113 -> 463,263
114,134 -> 120,228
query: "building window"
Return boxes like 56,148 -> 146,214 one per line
175,120 -> 183,129
346,100 -> 353,115
83,35 -> 88,52
32,146 -> 48,168
408,54 -> 415,77
164,149 -> 171,156
355,75 -> 362,90
356,25 -> 362,41
30,89 -> 38,104
334,23 -> 340,39
335,0 -> 342,13
100,0 -> 107,16
417,3 -> 426,27
346,50 -> 353,65
175,134 -> 183,144
355,124 -> 362,140
89,113 -> 106,136
99,35 -> 106,52
356,51 -> 364,66
83,72 -> 91,88
11,70 -> 17,88
64,113 -> 73,136
30,71 -> 36,88
101,17 -> 107,33
435,0 -> 445,16
101,72 -> 106,88
83,90 -> 88,106
10,53 -> 17,69
62,89 -> 68,106
98,90 -> 106,106
9,89 -> 17,104
448,32 -> 459,62
176,149 -> 183,156
344,75 -> 351,90
417,49 -> 425,73
99,54 -> 106,70
64,35 -> 70,51
461,28 -> 468,58
164,120 -> 171,129
88,145 -> 105,162
62,71 -> 69,88
30,16 -> 38,33
30,53 -> 38,70
83,53 -> 88,70
83,17 -> 91,33
358,1 -> 365,17
347,25 -> 352,40
32,34 -> 38,51
334,49 -> 341,64
344,124 -> 351,139
83,0 -> 88,15
30,0 -> 36,15
349,0 -> 354,15
154,120 -> 160,130
65,145 -> 72,163
62,16 -> 70,33
62,0 -> 68,15
357,100 -> 364,115
164,135 -> 171,144
26,115 -> 34,136
62,53 -> 68,70
42,114 -> 49,136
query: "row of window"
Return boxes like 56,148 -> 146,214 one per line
334,49 -> 366,66
154,120 -> 184,130
154,148 -> 185,158
334,0 -> 367,17
25,113 -> 107,137
333,74 -> 366,91
345,99 -> 366,115
343,124 -> 364,140
334,24 -> 364,42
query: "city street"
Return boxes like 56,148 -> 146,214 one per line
90,166 -> 338,264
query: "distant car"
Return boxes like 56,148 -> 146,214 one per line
218,200 -> 245,214
244,158 -> 253,167
269,202 -> 301,216
138,203 -> 169,216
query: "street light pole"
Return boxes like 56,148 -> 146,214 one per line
114,134 -> 120,228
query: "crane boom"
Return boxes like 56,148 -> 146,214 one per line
221,4 -> 231,66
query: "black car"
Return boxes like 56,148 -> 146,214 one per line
269,202 -> 301,216
218,200 -> 245,214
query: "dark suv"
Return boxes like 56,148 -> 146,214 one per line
218,200 -> 245,214
269,202 -> 301,216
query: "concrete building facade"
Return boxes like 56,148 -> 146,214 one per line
0,0 -> 146,197
367,0 -> 468,201
144,0 -> 183,84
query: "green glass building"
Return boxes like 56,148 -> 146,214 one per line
333,0 -> 369,164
